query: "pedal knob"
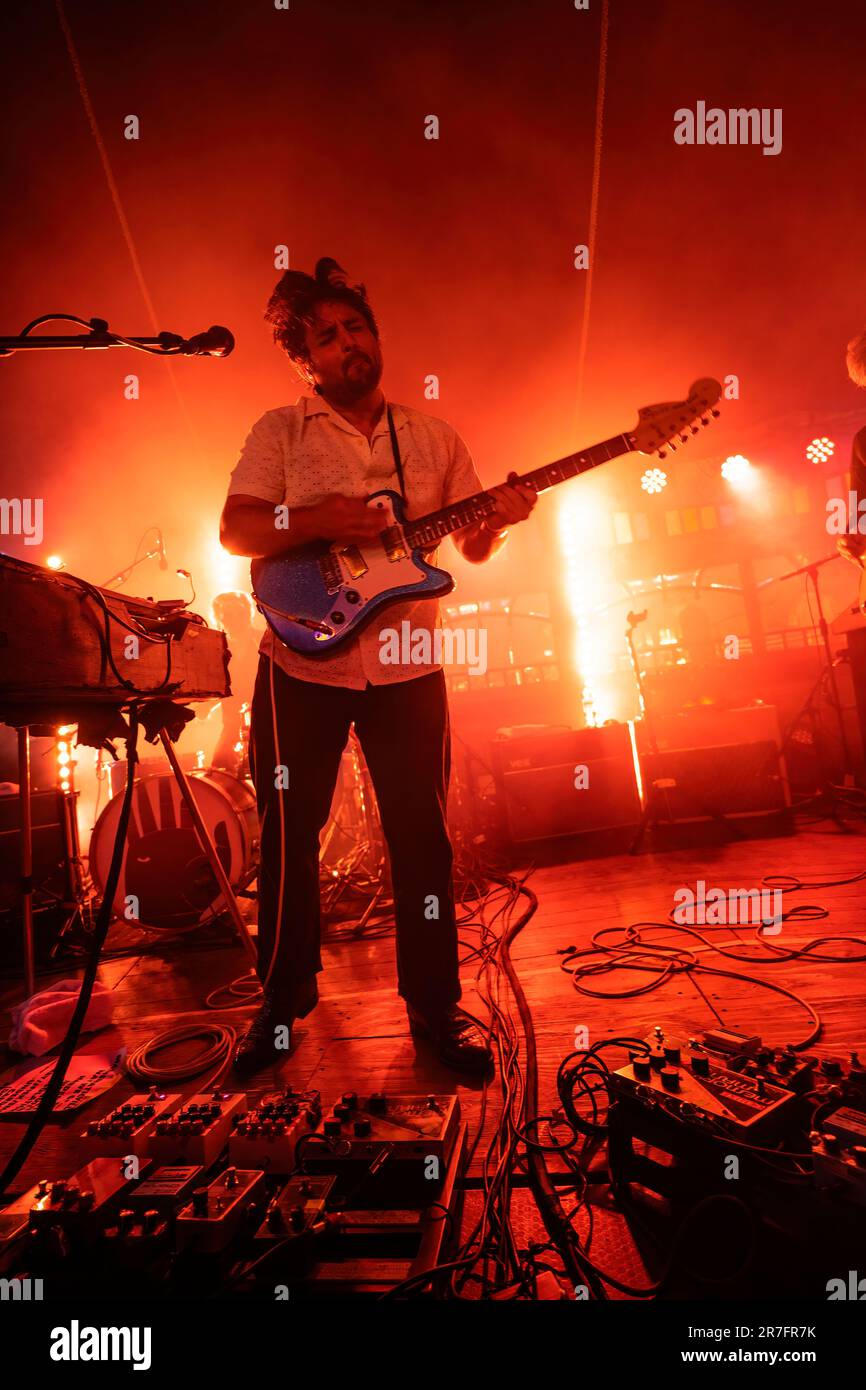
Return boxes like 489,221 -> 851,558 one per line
342,1092 -> 358,1109
663,1045 -> 681,1065
353,1118 -> 371,1137
323,1118 -> 342,1137
143,1209 -> 160,1234
368,1092 -> 387,1113
852,1146 -> 866,1168
661,1067 -> 680,1092
630,1054 -> 651,1080
192,1189 -> 209,1217
289,1205 -> 305,1232
821,1057 -> 844,1077
690,1052 -> 710,1076
648,1048 -> 666,1071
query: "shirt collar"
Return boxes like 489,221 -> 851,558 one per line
300,393 -> 407,437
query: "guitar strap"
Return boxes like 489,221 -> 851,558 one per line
386,404 -> 406,502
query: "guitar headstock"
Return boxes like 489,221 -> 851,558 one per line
631,378 -> 722,460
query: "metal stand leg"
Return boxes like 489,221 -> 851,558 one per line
158,728 -> 257,965
17,726 -> 35,999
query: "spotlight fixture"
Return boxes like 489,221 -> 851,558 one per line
640,467 -> 668,495
806,436 -> 835,464
721,453 -> 753,485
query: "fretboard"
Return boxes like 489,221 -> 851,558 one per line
404,431 -> 634,549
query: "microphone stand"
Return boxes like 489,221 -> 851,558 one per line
768,553 -> 856,824
0,314 -> 233,357
102,546 -> 162,591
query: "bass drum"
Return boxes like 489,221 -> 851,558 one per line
90,769 -> 259,929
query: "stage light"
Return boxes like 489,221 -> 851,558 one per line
721,454 -> 753,486
806,436 -> 835,464
55,726 -> 76,793
46,554 -> 64,570
557,494 -> 619,726
640,467 -> 667,495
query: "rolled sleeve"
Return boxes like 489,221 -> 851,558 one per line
443,426 -> 484,506
226,412 -> 286,503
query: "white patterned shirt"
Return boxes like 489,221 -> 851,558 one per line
225,394 -> 484,689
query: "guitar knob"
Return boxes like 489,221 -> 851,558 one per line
329,612 -> 345,625
344,590 -> 360,605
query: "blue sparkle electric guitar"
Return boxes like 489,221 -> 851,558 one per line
251,379 -> 721,655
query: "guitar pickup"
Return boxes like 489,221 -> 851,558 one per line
380,526 -> 408,562
338,546 -> 369,580
318,553 -> 343,593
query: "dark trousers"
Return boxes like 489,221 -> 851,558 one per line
248,657 -> 461,1018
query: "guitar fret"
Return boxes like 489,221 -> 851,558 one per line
404,431 -> 635,548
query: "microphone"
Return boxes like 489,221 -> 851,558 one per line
156,529 -> 168,570
178,325 -> 235,357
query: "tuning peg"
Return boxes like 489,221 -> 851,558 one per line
700,416 -> 709,426
679,434 -> 689,443
711,408 -> 720,417
658,450 -> 667,460
668,442 -> 677,452
690,426 -> 699,434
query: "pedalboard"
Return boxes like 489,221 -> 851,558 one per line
302,1092 -> 461,1202
229,1089 -> 322,1174
253,1174 -> 336,1249
26,1157 -> 149,1242
147,1090 -> 247,1167
612,1028 -> 797,1138
82,1088 -> 182,1156
102,1207 -> 172,1271
127,1165 -> 205,1217
176,1166 -> 266,1253
811,1104 -> 866,1207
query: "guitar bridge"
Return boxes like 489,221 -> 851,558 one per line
318,552 -> 343,593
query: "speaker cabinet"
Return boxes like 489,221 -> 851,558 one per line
490,724 -> 641,844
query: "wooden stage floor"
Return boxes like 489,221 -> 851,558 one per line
2,818 -> 866,1290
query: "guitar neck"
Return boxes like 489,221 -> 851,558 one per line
403,431 -> 635,549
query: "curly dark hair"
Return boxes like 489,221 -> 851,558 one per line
264,258 -> 379,382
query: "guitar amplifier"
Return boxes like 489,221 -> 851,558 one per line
490,723 -> 641,844
638,740 -> 791,823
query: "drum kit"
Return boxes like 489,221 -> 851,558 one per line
88,720 -> 385,935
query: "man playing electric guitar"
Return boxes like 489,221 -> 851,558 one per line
220,258 -> 537,1074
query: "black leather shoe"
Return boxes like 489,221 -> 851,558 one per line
407,1004 -> 493,1073
232,978 -> 318,1078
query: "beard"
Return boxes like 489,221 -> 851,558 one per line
326,350 -> 383,404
